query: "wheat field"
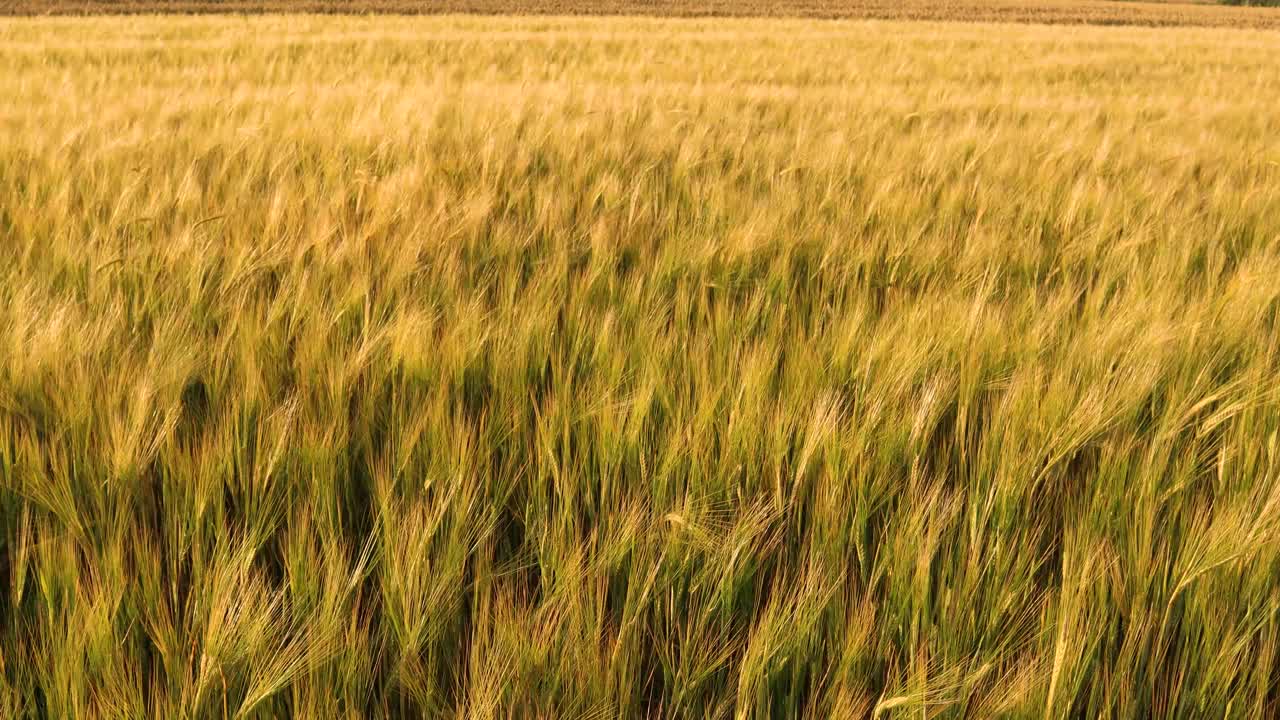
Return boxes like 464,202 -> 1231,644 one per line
2,13 -> 1280,719
9,0 -> 1280,29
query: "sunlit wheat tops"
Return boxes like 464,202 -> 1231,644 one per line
8,0 -> 1280,28
2,13 -> 1280,719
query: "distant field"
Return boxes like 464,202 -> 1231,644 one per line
4,13 -> 1280,720
6,0 -> 1280,28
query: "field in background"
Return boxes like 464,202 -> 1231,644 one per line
6,0 -> 1280,28
4,13 -> 1280,719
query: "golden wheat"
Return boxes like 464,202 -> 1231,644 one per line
1,13 -> 1279,719
5,0 -> 1280,30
